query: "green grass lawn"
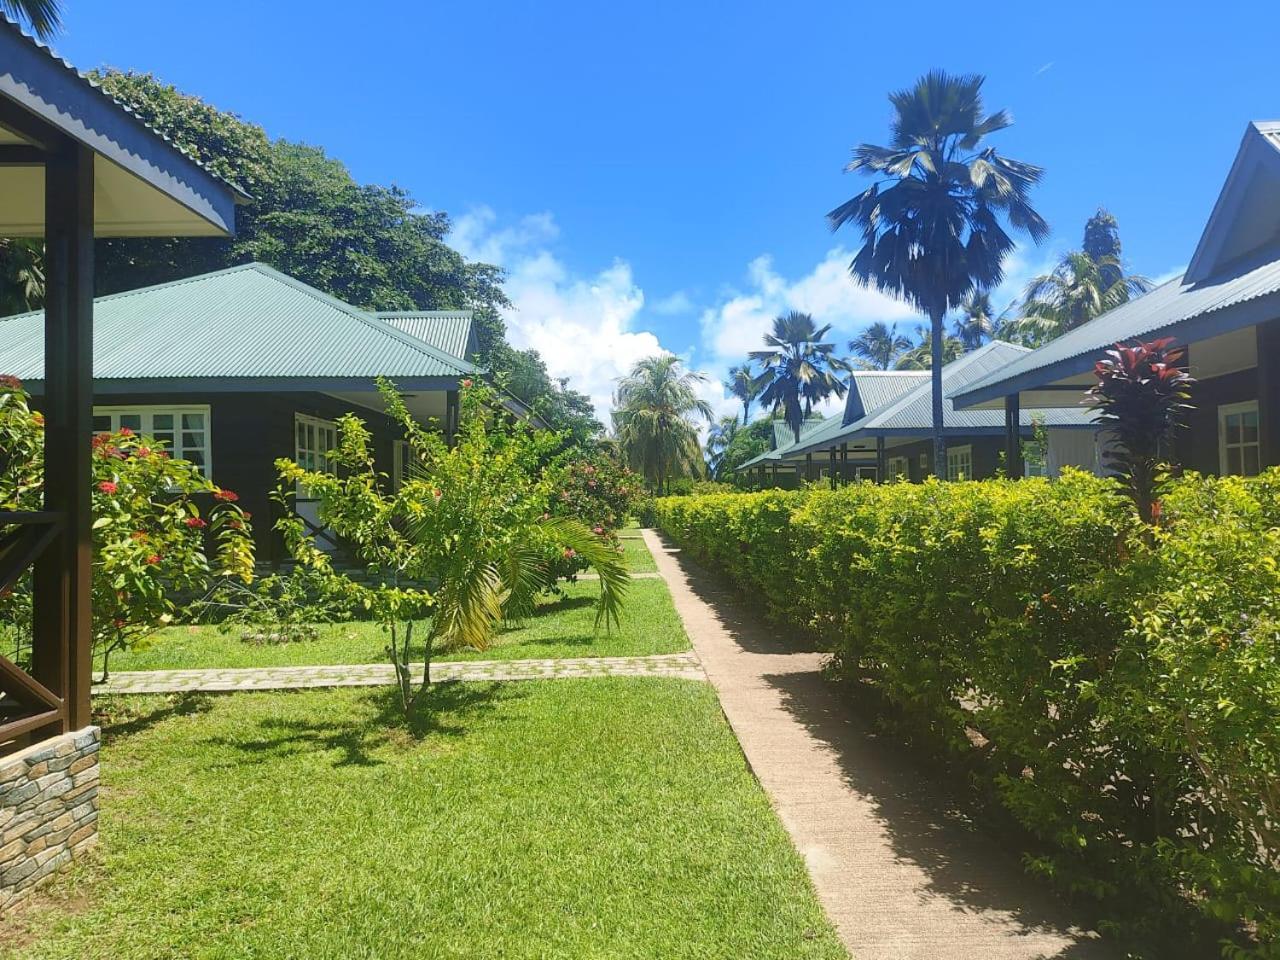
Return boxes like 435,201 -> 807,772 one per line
3,681 -> 847,960
104,577 -> 688,672
619,534 -> 656,572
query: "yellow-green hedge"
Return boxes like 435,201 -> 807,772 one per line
656,471 -> 1280,957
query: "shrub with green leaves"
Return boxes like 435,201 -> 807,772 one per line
656,473 -> 1280,957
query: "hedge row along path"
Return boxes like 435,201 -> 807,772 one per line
93,652 -> 705,694
641,527 -> 1113,960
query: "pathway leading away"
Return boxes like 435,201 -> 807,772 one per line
93,652 -> 704,695
642,528 -> 1112,960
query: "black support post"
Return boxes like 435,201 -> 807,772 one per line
828,448 -> 837,490
876,436 -> 885,483
1004,393 -> 1024,479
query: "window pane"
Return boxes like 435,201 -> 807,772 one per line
92,415 -> 111,431
120,414 -> 141,431
152,414 -> 173,430
1226,415 -> 1241,445
1228,447 -> 1243,474
1243,414 -> 1259,445
153,431 -> 174,450
182,413 -> 204,430
181,431 -> 204,448
1244,445 -> 1261,476
186,450 -> 206,467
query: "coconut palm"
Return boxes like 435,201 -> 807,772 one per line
705,415 -> 741,480
1006,251 -> 1152,347
725,364 -> 760,422
829,70 -> 1047,473
849,321 -> 912,370
952,290 -> 1000,350
894,324 -> 964,370
613,355 -> 713,494
750,311 -> 850,444
1,0 -> 62,39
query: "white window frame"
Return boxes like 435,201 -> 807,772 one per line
886,456 -> 909,483
918,451 -> 928,476
295,414 -> 339,498
1218,400 -> 1261,476
946,444 -> 974,482
92,404 -> 212,478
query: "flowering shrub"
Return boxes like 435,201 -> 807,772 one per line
546,450 -> 642,579
0,379 -> 254,677
657,475 -> 1280,957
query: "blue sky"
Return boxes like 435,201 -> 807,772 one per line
52,0 -> 1280,418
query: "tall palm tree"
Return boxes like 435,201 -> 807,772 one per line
705,415 -> 740,480
750,311 -> 850,443
894,324 -> 964,370
952,290 -> 999,350
829,70 -> 1047,473
1,0 -> 63,39
849,321 -> 912,370
613,355 -> 713,494
725,363 -> 759,422
1006,251 -> 1151,347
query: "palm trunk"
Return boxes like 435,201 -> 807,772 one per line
930,308 -> 946,476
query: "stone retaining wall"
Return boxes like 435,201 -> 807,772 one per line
0,726 -> 100,910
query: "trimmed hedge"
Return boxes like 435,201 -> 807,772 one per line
657,471 -> 1280,957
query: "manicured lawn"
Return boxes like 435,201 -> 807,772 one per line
3,681 -> 847,960
103,578 -> 689,672
619,534 -> 657,572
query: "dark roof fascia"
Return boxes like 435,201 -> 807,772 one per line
951,290 -> 1280,409
0,19 -> 244,234
21,375 -> 468,396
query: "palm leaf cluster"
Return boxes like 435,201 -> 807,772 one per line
0,0 -> 61,39
750,311 -> 850,443
613,355 -> 712,493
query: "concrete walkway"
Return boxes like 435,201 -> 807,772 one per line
93,652 -> 705,695
643,528 -> 1111,960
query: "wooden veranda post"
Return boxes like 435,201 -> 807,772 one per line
32,143 -> 94,732
828,448 -> 837,490
876,437 -> 885,483
1004,394 -> 1023,479
840,443 -> 848,486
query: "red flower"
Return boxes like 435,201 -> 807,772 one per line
592,525 -> 604,535
184,517 -> 207,529
119,426 -> 134,437
241,511 -> 252,520
461,378 -> 473,388
563,547 -> 576,559
98,481 -> 118,495
213,489 -> 239,502
137,446 -> 151,457
131,531 -> 147,541
145,554 -> 161,565
112,618 -> 126,629
432,488 -> 443,502
0,374 -> 21,391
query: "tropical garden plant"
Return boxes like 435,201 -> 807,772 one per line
277,378 -> 628,716
893,323 -> 964,370
724,363 -> 760,422
0,377 -> 255,679
0,0 -> 61,39
829,69 -> 1047,472
1087,337 -> 1195,525
750,311 -> 849,443
613,355 -> 712,494
1007,251 -> 1152,347
704,415 -> 741,480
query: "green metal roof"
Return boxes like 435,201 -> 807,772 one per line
376,311 -> 476,362
736,418 -> 828,470
0,263 -> 481,385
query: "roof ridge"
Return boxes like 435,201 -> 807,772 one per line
374,309 -> 472,318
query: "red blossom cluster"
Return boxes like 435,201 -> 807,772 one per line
213,489 -> 239,502
98,480 -> 118,495
184,517 -> 207,529
0,374 -> 22,391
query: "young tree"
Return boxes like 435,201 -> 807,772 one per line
704,415 -> 741,480
830,70 -> 1047,473
724,364 -> 759,422
612,356 -> 712,494
849,321 -> 912,370
751,311 -> 849,443
1087,338 -> 1195,525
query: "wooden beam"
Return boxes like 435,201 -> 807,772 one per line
0,708 -> 65,747
0,144 -> 46,165
32,143 -> 95,732
1259,321 -> 1280,469
1004,394 -> 1024,479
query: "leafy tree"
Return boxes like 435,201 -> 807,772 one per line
849,321 -> 912,370
0,0 -> 61,39
0,239 -> 43,315
750,311 -> 849,443
830,70 -> 1047,473
952,290 -> 1001,350
1087,338 -> 1195,526
277,379 -> 626,717
613,356 -> 712,494
724,364 -> 760,422
1083,207 -> 1124,292
714,418 -> 776,483
704,415 -> 741,480
1008,251 -> 1151,347
894,324 -> 964,369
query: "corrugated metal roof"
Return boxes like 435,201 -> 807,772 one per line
377,312 -> 474,362
788,341 -> 1097,455
737,418 -> 828,469
0,263 -> 480,382
845,370 -> 929,422
954,243 -> 1280,407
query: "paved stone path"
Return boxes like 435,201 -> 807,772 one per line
642,528 -> 1112,960
93,652 -> 704,695
574,570 -> 661,580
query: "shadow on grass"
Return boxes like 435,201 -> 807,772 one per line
94,691 -> 216,746
205,681 -> 518,768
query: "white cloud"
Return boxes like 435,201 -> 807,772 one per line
698,249 -> 920,366
652,290 -> 694,316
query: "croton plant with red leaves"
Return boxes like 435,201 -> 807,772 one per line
1086,337 -> 1195,525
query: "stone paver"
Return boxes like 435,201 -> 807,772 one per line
574,570 -> 661,580
643,528 -> 1112,960
94,652 -> 704,695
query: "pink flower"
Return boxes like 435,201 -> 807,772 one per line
432,488 -> 443,502
563,548 -> 576,559
461,378 -> 473,388
0,374 -> 21,391
98,481 -> 118,494
145,554 -> 161,565
137,446 -> 151,457
184,517 -> 207,529
592,526 -> 604,535
118,426 -> 134,437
